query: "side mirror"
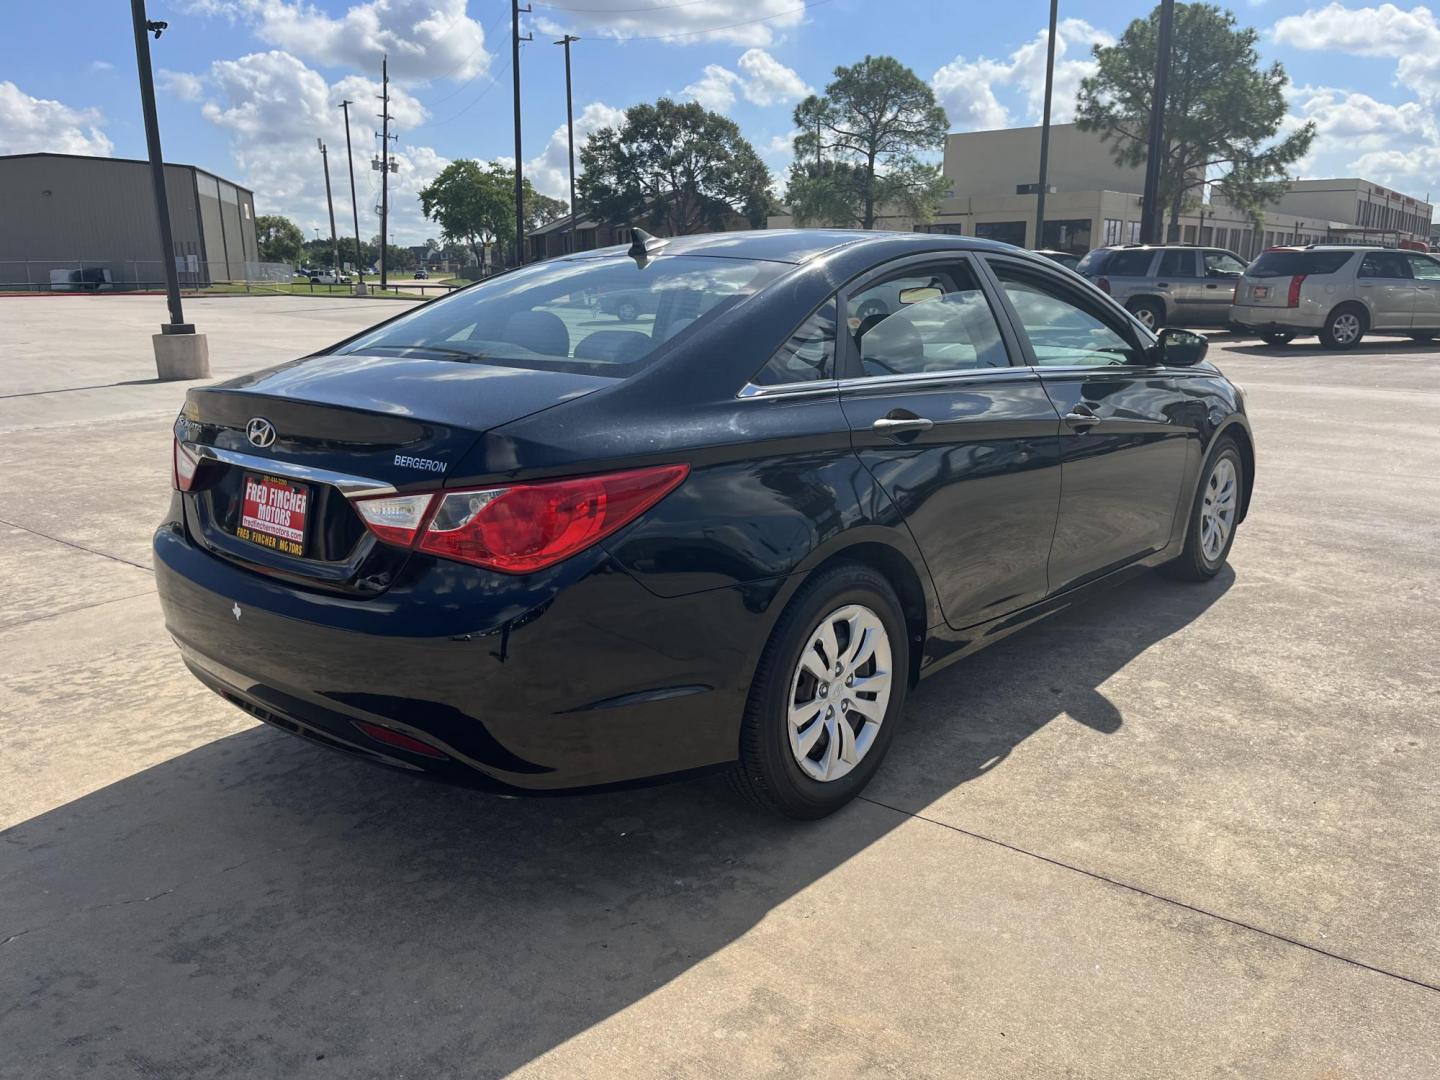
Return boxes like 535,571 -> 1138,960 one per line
1155,327 -> 1208,366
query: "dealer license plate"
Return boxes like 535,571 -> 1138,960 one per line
236,473 -> 310,558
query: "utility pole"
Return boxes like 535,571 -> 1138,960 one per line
376,54 -> 396,288
1033,0 -> 1058,251
1140,0 -> 1175,244
340,99 -> 365,293
318,139 -> 340,275
512,0 -> 532,267
555,34 -> 580,255
129,0 -> 207,378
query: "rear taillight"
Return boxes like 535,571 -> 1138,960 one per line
1096,276 -> 1112,295
173,439 -> 200,491
351,464 -> 689,574
353,721 -> 447,759
1287,274 -> 1307,307
351,492 -> 434,546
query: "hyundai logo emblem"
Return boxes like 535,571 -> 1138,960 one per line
245,417 -> 277,448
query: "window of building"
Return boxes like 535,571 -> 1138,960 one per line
1103,218 -> 1123,245
1127,221 -> 1143,243
1040,218 -> 1092,255
1199,226 -> 1213,246
974,220 -> 1027,247
752,299 -> 837,386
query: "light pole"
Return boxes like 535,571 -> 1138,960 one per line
129,0 -> 207,378
1033,0 -> 1058,251
1139,0 -> 1175,244
512,0 -> 533,267
339,99 -> 365,292
318,139 -> 340,273
555,34 -> 580,255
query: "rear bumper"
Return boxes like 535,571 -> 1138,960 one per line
1229,305 -> 1323,333
154,521 -> 773,792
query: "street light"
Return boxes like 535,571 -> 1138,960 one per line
1139,0 -> 1176,244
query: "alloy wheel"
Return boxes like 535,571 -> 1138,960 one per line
1200,457 -> 1238,563
1331,312 -> 1361,345
786,604 -> 893,783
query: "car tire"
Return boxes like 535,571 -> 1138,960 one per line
1127,298 -> 1164,330
730,563 -> 909,819
618,301 -> 639,322
1161,437 -> 1243,582
1320,304 -> 1366,350
1260,331 -> 1295,347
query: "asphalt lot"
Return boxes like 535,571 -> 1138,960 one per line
1,294 -> 1437,1078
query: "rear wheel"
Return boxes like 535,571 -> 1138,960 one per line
1320,304 -> 1366,350
1162,438 -> 1243,582
730,564 -> 909,819
1260,331 -> 1296,347
1127,298 -> 1163,330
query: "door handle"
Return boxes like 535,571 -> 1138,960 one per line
872,416 -> 934,435
1062,405 -> 1102,431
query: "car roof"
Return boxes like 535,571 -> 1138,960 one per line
563,228 -> 1031,266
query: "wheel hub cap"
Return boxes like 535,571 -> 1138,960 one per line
1199,457 -> 1238,563
786,603 -> 893,783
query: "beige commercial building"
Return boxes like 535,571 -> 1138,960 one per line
769,123 -> 1434,258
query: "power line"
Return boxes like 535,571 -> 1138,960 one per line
409,56 -> 512,131
573,0 -> 835,42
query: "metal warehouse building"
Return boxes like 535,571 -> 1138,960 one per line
0,152 -> 259,291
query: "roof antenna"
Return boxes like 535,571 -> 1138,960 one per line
628,227 -> 666,268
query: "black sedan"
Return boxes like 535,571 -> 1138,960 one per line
156,229 -> 1253,818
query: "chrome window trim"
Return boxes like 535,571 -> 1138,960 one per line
186,443 -> 398,499
837,367 -> 1037,392
736,379 -> 840,400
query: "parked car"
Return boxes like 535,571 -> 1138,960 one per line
1034,248 -> 1082,271
1230,245 -> 1440,349
309,271 -> 352,285
414,268 -> 429,279
156,229 -> 1252,819
597,287 -> 660,322
1076,244 -> 1249,329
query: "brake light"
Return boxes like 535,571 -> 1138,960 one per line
352,464 -> 689,573
1287,274 -> 1306,307
1097,276 -> 1112,295
173,438 -> 201,491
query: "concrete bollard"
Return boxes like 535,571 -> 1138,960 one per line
152,324 -> 211,381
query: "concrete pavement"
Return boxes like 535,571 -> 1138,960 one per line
1,297 -> 1437,1078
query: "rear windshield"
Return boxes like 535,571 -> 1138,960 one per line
1075,249 -> 1108,274
1248,250 -> 1355,277
336,254 -> 783,376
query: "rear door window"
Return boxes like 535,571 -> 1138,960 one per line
1157,250 -> 1198,277
846,260 -> 1011,378
1359,252 -> 1413,279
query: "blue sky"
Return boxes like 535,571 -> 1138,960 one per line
3,0 -> 1437,243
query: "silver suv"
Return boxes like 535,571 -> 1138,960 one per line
1075,245 -> 1249,329
1230,246 -> 1440,349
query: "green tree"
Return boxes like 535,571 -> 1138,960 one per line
256,214 -> 304,264
526,190 -> 569,231
418,159 -> 514,267
785,57 -> 949,229
1076,3 -> 1316,233
579,98 -> 773,235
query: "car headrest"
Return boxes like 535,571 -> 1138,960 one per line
501,310 -> 569,357
860,314 -> 925,366
573,330 -> 651,365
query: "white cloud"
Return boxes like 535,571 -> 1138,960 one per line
187,0 -> 491,81
1286,83 -> 1440,198
1273,3 -> 1440,103
533,0 -> 805,47
196,50 -> 445,242
0,81 -> 114,156
932,18 -> 1113,131
683,64 -> 742,112
88,60 -> 114,74
158,69 -> 206,103
524,101 -> 627,203
737,49 -> 812,106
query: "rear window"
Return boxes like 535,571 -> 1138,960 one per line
1075,249 -> 1108,275
336,254 -> 783,377
1248,251 -> 1355,277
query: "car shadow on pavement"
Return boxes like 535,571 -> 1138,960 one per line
1221,337 -> 1429,357
0,568 -> 1230,1078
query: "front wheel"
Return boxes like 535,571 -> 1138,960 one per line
1260,331 -> 1296,347
1162,439 -> 1243,582
730,564 -> 909,819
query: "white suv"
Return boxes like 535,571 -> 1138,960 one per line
1230,246 -> 1440,349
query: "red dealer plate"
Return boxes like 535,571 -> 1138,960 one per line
237,473 -> 310,558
